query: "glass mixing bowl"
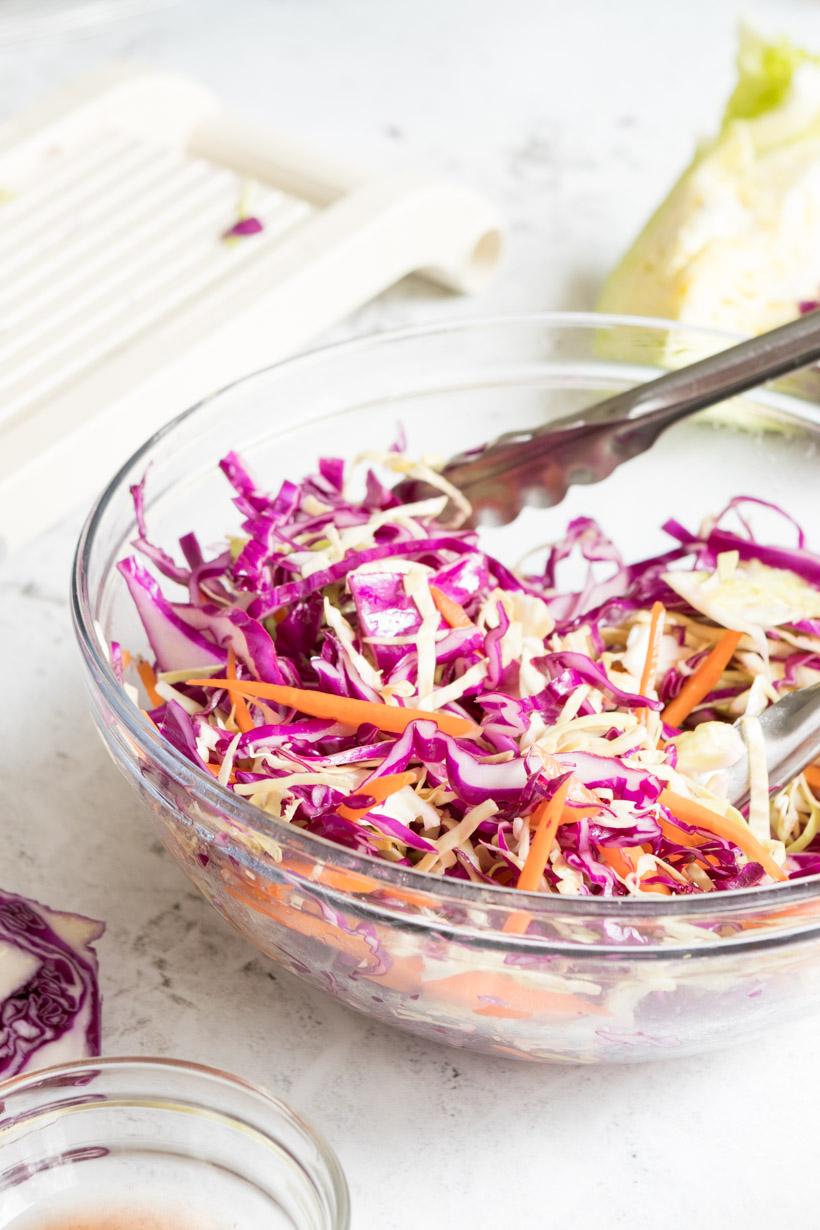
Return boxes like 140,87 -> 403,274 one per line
72,313 -> 820,1064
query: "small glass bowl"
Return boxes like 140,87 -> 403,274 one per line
0,1057 -> 349,1230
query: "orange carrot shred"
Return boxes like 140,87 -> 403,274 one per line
657,816 -> 710,850
638,601 -> 665,723
189,678 -> 478,739
227,648 -> 255,734
422,969 -> 605,1019
598,844 -> 671,895
429,585 -> 473,629
136,659 -> 162,708
502,778 -> 573,935
517,785 -> 571,893
120,647 -> 132,669
661,629 -> 743,729
338,771 -> 417,821
524,783 -> 573,877
660,789 -> 786,882
599,845 -> 636,879
804,765 -> 820,793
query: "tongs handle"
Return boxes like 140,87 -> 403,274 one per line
442,310 -> 820,523
584,307 -> 820,435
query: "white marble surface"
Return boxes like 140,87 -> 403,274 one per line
3,2 -> 820,1226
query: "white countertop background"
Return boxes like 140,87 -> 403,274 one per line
2,2 -> 820,1226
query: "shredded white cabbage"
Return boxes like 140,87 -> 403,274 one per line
740,714 -> 771,842
416,800 -> 499,873
482,588 -> 556,697
664,559 -> 820,657
323,597 -> 384,692
155,681 -> 204,715
403,569 -> 440,703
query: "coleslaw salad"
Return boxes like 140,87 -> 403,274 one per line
112,447 -> 820,908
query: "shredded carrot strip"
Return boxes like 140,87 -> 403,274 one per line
599,845 -> 636,879
804,765 -> 820,793
502,779 -> 572,935
227,648 -> 255,734
659,789 -> 786,882
429,585 -> 473,629
638,601 -> 665,723
422,969 -> 605,1019
501,777 -> 570,939
639,602 -> 666,696
137,659 -> 163,708
364,953 -> 425,994
598,844 -> 671,894
226,882 -> 377,964
661,629 -> 743,728
338,772 -> 417,821
658,816 -> 710,850
516,779 -> 573,892
120,647 -> 132,669
189,678 -> 478,738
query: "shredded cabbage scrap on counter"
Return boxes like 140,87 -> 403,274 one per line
115,450 -> 820,897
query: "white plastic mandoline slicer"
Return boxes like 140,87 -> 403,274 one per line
0,67 -> 503,551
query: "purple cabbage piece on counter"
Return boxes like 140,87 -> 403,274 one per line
0,890 -> 104,1079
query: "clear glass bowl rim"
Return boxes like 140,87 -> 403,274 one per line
71,309 -> 820,924
0,1055 -> 350,1228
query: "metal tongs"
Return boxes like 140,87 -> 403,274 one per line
429,310 -> 820,527
726,684 -> 820,811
